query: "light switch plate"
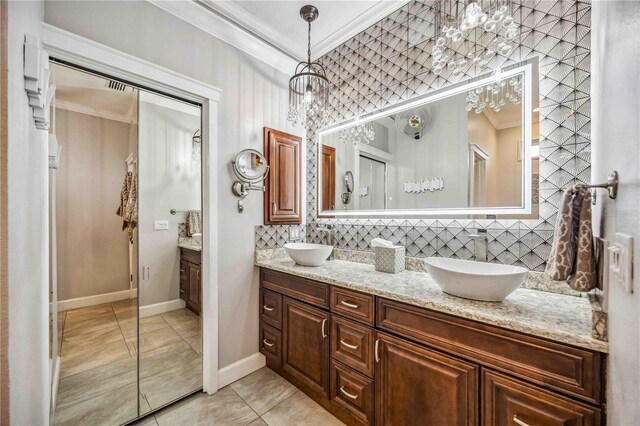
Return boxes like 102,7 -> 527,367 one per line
609,233 -> 634,293
154,220 -> 169,231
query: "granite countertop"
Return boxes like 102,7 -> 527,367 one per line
178,237 -> 201,252
255,252 -> 608,353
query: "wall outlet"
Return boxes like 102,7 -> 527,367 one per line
608,233 -> 634,293
288,227 -> 300,242
154,220 -> 169,231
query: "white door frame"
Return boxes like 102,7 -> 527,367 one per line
42,24 -> 222,394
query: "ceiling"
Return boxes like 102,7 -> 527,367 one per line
198,0 -> 409,61
52,63 -> 137,123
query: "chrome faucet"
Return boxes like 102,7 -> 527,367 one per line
317,225 -> 335,260
469,229 -> 488,262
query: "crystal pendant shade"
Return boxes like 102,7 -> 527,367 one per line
288,6 -> 329,129
338,121 -> 375,146
432,0 -> 518,76
465,75 -> 522,114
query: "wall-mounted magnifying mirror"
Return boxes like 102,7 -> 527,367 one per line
341,171 -> 354,207
231,149 -> 269,213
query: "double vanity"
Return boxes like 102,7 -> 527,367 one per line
255,248 -> 607,425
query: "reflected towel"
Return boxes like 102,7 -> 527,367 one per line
187,210 -> 202,236
545,187 -> 596,291
116,172 -> 137,241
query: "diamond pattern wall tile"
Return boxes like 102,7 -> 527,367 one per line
256,0 -> 591,270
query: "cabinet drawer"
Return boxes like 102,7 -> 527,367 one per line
483,369 -> 601,426
330,287 -> 374,326
180,247 -> 201,264
260,288 -> 282,329
261,269 -> 329,308
331,315 -> 374,377
260,322 -> 282,366
330,360 -> 374,425
377,298 -> 602,404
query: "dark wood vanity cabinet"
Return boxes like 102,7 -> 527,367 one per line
375,331 -> 479,426
263,127 -> 302,225
259,268 -> 604,426
282,297 -> 330,396
180,247 -> 201,315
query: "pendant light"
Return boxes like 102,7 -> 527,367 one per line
287,5 -> 329,129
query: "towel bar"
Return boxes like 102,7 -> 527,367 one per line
170,209 -> 189,215
574,170 -> 618,203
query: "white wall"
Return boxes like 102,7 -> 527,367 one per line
591,1 -> 640,424
138,91 -> 201,307
44,0 -> 302,368
7,1 -> 50,424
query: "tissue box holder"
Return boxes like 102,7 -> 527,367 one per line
375,246 -> 405,273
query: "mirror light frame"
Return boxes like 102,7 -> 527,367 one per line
317,59 -> 535,217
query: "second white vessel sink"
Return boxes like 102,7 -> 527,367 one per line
423,257 -> 527,302
284,243 -> 333,266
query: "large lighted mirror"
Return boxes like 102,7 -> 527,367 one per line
318,59 -> 539,217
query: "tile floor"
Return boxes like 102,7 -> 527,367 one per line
54,299 -> 202,426
131,367 -> 344,426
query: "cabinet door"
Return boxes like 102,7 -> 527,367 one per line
321,144 -> 336,211
483,369 -> 601,426
264,127 -> 301,224
375,331 -> 479,426
186,262 -> 200,315
283,297 -> 330,396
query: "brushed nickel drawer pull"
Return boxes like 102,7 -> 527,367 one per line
340,300 -> 360,309
340,339 -> 359,350
262,339 -> 275,347
263,305 -> 275,312
374,339 -> 380,363
339,386 -> 359,400
513,415 -> 530,426
180,269 -> 186,273
321,318 -> 327,338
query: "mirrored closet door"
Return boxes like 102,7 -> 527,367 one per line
49,63 -> 203,425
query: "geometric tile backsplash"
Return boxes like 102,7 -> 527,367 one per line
256,0 -> 591,271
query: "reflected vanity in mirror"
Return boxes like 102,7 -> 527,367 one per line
318,59 -> 539,218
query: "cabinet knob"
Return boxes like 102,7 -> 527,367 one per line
339,386 -> 359,400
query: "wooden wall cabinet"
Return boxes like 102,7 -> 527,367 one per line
259,268 -> 604,426
264,127 -> 302,224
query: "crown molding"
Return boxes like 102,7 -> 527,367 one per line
313,1 -> 410,58
198,0 -> 409,61
146,0 -> 298,72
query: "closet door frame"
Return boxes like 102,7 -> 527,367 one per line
41,24 -> 222,394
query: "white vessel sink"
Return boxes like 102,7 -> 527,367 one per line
284,243 -> 333,266
423,257 -> 527,302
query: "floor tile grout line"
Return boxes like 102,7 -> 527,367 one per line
226,385 -> 263,422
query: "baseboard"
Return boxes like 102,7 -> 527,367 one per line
139,298 -> 186,318
57,289 -> 136,311
217,352 -> 266,388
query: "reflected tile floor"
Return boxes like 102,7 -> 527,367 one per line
132,367 -> 344,426
54,300 -> 202,426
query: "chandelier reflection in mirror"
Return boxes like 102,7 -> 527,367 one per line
287,5 -> 329,129
432,0 -> 518,76
465,75 -> 522,114
338,121 -> 375,145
